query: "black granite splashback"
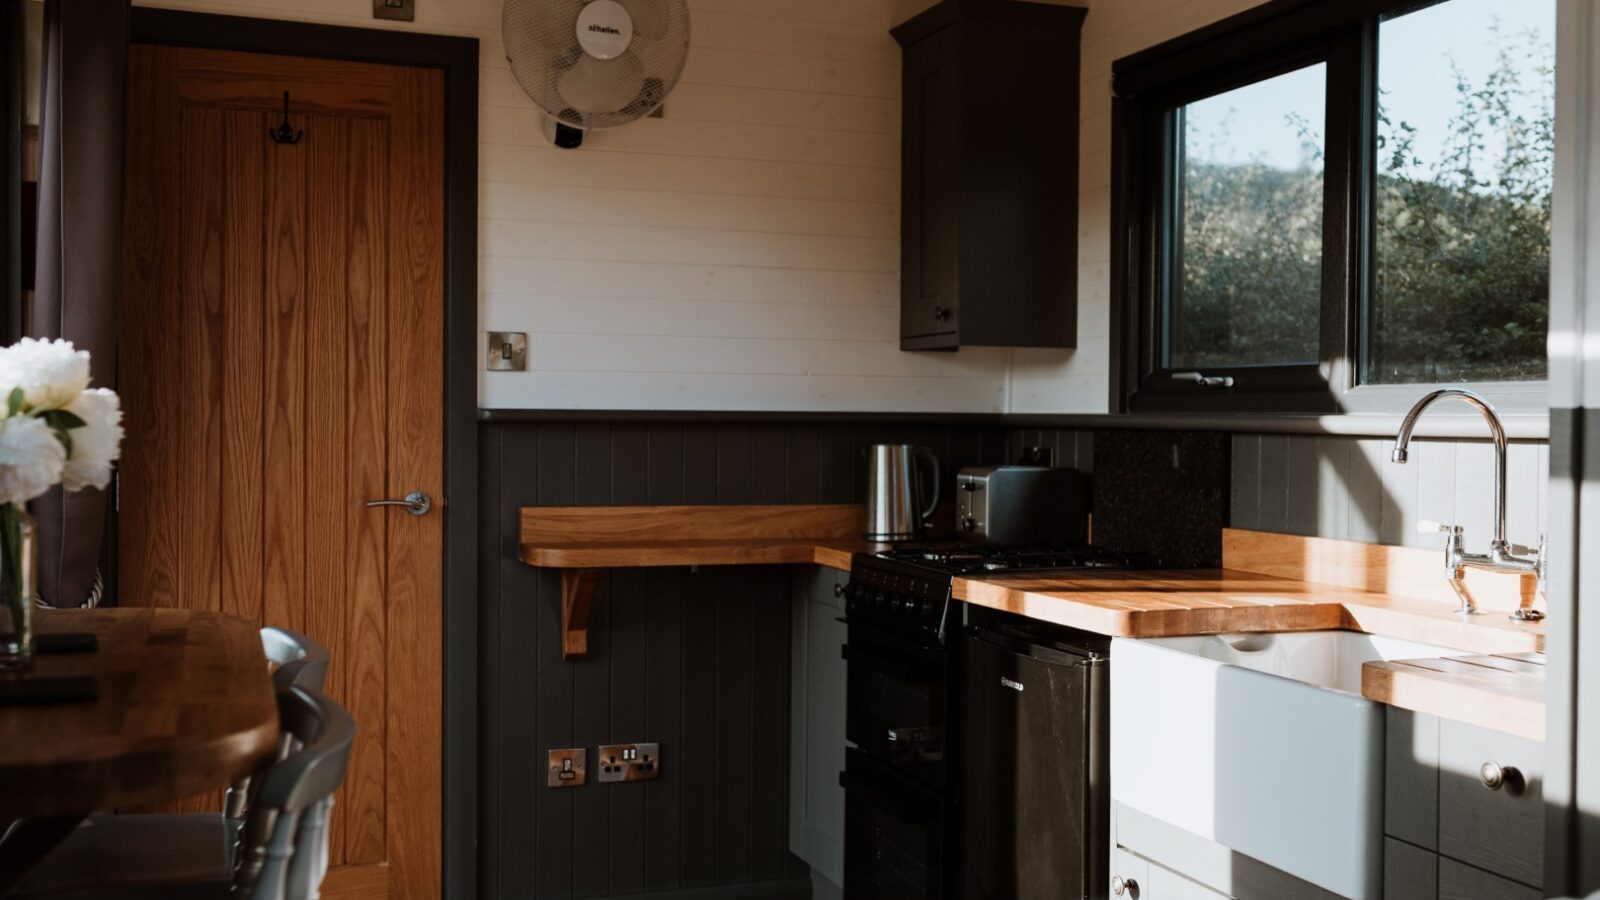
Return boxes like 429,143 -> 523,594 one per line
1090,429 -> 1230,567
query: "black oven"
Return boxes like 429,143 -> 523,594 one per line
841,748 -> 947,900
840,553 -> 962,899
843,628 -> 946,788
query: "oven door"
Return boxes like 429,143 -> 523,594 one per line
840,749 -> 945,900
842,630 -> 946,788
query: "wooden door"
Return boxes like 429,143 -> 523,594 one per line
118,44 -> 444,900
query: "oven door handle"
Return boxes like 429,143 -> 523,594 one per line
841,643 -> 942,682
839,768 -> 941,824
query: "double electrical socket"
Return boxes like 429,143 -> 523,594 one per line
547,743 -> 660,789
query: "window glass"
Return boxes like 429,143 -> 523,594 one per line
1169,63 -> 1326,370
1367,0 -> 1555,384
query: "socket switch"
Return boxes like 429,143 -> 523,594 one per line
487,331 -> 527,371
597,742 -> 661,783
547,748 -> 586,788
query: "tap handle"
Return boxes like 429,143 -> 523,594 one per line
1418,520 -> 1459,535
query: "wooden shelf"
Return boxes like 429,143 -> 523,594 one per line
521,538 -> 873,570
520,504 -> 871,658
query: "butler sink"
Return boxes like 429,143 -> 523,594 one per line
1111,631 -> 1465,900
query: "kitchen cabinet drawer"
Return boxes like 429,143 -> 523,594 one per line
1110,847 -> 1227,900
1437,719 -> 1543,889
1383,837 -> 1437,899
1144,857 -> 1230,899
1111,848 -> 1149,899
1438,857 -> 1540,900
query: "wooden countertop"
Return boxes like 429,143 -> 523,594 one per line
951,568 -> 1543,653
520,508 -> 1547,727
1363,653 -> 1545,741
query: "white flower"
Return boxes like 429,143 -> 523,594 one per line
61,388 -> 122,492
0,338 -> 91,412
0,415 -> 66,505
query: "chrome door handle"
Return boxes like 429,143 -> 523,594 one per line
366,491 -> 431,516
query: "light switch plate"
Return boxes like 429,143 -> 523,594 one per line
372,0 -> 415,21
547,748 -> 586,788
487,331 -> 528,371
597,742 -> 661,783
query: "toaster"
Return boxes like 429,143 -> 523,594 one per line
955,465 -> 1089,545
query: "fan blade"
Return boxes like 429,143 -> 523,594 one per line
507,0 -> 584,53
558,52 -> 648,114
617,0 -> 668,38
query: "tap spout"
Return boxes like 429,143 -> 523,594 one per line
1391,389 -> 1508,550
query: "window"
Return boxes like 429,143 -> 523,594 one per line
1171,63 -> 1326,371
1113,0 -> 1556,413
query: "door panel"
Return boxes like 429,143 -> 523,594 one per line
120,44 -> 443,899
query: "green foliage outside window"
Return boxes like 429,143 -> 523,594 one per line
1173,24 -> 1552,383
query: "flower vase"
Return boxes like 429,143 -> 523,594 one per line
0,503 -> 37,669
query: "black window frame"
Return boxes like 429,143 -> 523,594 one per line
1110,0 -> 1544,414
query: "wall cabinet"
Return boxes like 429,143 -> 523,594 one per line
1383,708 -> 1545,899
789,566 -> 848,892
891,0 -> 1086,350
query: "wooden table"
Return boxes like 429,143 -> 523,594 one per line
0,608 -> 279,888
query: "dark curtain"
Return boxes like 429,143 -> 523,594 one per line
29,0 -> 128,608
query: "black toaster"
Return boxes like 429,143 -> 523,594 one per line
954,465 -> 1090,545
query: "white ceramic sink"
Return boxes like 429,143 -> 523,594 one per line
1111,631 -> 1466,899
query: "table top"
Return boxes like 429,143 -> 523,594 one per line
0,608 -> 279,817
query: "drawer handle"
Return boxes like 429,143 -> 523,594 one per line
1480,761 -> 1525,794
1112,875 -> 1139,897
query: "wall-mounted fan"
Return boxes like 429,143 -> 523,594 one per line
503,0 -> 690,149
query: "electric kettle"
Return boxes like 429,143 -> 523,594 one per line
864,444 -> 941,541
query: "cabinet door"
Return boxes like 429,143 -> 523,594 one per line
899,24 -> 960,344
1437,721 -> 1543,889
789,567 -> 847,889
1385,708 -> 1440,850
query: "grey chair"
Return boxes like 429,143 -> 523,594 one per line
261,627 -> 331,694
228,628 -> 331,820
13,686 -> 356,900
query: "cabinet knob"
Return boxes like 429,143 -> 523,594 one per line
833,583 -> 845,598
932,305 -> 951,322
1112,875 -> 1138,897
1480,760 -> 1524,793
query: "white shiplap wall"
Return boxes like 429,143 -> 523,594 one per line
134,0 -> 1029,412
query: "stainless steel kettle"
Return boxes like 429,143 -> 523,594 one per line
865,444 -> 940,541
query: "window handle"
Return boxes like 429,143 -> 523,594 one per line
1172,371 -> 1234,388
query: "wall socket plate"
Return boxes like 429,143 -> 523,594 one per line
372,0 -> 415,21
596,742 -> 661,783
547,748 -> 587,788
487,331 -> 528,371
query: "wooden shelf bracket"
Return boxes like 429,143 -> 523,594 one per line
561,569 -> 601,659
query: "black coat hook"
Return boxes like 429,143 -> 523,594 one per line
269,91 -> 303,145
